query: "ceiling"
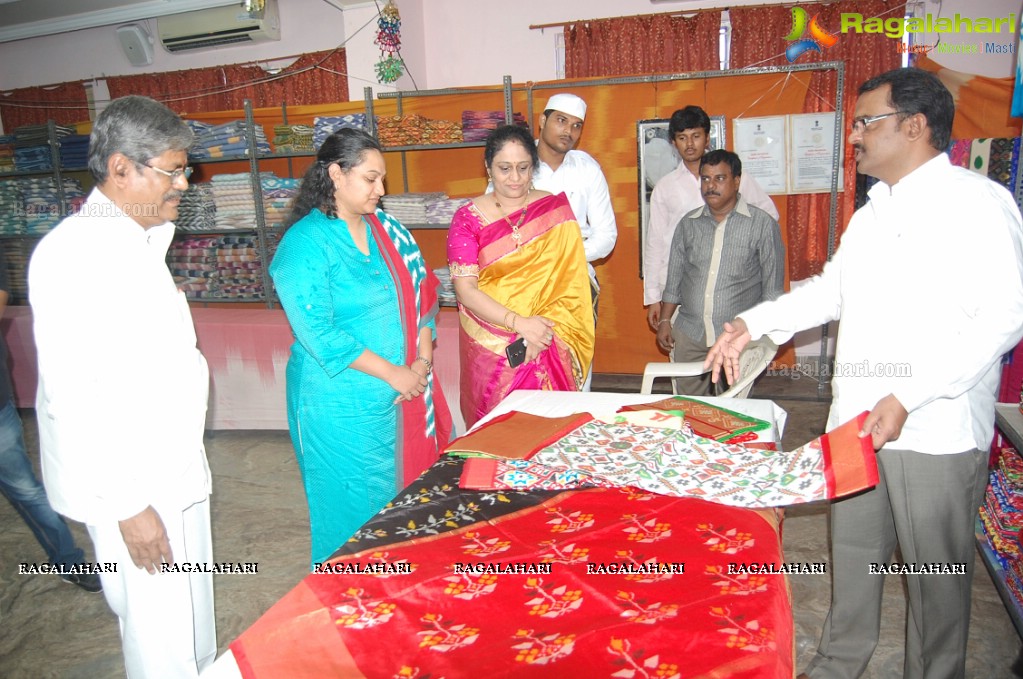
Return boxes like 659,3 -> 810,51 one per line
0,0 -> 366,43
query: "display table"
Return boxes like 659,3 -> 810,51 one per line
208,391 -> 793,679
0,306 -> 463,433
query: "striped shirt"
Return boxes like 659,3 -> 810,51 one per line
662,195 -> 784,346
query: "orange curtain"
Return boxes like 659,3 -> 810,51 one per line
564,12 -> 721,78
730,0 -> 905,279
916,54 -> 1023,139
105,49 -> 349,116
0,81 -> 90,131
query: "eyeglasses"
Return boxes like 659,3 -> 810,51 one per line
144,163 -> 193,181
850,111 -> 905,133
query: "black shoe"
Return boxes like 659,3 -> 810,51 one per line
59,572 -> 102,593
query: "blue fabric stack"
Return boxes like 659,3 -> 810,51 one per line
261,176 -> 300,229
58,135 -> 90,169
0,180 -> 26,235
11,124 -> 74,171
189,121 -> 271,160
0,135 -> 15,173
312,114 -> 369,149
19,177 -> 86,234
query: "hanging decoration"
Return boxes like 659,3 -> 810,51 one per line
374,1 -> 404,84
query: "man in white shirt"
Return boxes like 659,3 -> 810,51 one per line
532,93 -> 616,390
533,93 -> 618,321
706,68 -> 1023,679
29,96 -> 215,678
644,105 -> 779,330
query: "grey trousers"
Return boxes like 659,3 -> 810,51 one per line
669,329 -> 725,396
804,447 -> 989,679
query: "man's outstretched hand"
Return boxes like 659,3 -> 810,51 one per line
704,318 -> 752,385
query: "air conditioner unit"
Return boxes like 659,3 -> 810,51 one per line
158,0 -> 280,53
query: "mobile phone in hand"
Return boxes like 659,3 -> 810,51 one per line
505,337 -> 527,368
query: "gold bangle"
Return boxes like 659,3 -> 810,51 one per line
414,355 -> 433,374
509,313 -> 517,332
503,310 -> 513,329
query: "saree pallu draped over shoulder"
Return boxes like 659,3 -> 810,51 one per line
368,212 -> 454,487
451,193 -> 595,428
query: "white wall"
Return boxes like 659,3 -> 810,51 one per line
1,0 -> 1020,100
416,0 -> 771,89
0,0 -> 359,92
916,0 -> 1022,78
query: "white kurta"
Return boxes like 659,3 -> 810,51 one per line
533,149 -> 618,287
29,187 -> 215,678
740,154 -> 1023,454
30,188 -> 210,524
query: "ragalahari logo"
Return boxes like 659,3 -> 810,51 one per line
784,7 -> 840,62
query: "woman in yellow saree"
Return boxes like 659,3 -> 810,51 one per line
447,125 -> 595,428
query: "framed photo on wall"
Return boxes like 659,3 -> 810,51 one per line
636,115 -> 725,277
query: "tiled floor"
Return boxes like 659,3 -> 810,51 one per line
0,374 -> 1019,677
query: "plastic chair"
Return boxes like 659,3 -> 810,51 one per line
640,337 -> 778,399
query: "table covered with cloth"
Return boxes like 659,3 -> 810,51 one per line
208,391 -> 811,678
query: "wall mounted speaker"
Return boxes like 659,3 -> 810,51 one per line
117,24 -> 154,67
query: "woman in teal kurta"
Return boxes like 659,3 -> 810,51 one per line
270,129 -> 452,567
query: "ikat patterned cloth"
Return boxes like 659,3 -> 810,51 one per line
230,483 -> 792,678
618,396 -> 771,441
459,411 -> 878,509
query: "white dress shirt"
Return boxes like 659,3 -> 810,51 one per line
533,149 -> 618,287
740,154 -> 1023,454
644,164 -> 779,305
30,188 -> 211,523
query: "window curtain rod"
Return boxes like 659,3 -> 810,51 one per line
527,0 -> 904,31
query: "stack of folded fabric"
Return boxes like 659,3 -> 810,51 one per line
380,192 -> 445,223
20,177 -> 86,234
215,233 -> 264,299
272,124 -> 315,153
184,120 -> 213,157
263,227 -> 284,276
421,118 -> 463,144
190,121 -> 271,160
433,267 -> 455,305
461,111 -> 527,142
313,114 -> 369,149
0,240 -> 32,303
0,135 -> 15,173
175,182 -> 218,233
168,234 -> 266,300
168,236 -> 220,298
261,176 -> 300,229
58,135 -> 90,169
979,445 -> 1023,605
375,114 -> 426,146
12,123 -> 74,171
376,114 -> 463,147
0,180 -> 26,235
209,172 -> 262,230
426,196 -> 470,225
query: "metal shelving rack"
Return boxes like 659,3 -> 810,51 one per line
983,404 -> 1023,640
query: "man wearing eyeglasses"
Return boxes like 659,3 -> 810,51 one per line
706,68 -> 1023,678
29,96 -> 215,678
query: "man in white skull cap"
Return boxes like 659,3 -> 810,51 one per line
533,93 -> 617,387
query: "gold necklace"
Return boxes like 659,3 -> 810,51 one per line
494,194 -> 529,247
